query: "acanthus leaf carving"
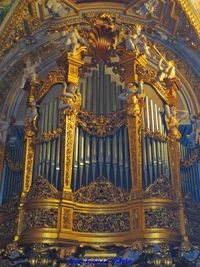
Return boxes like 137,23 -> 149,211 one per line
25,176 -> 59,202
74,176 -> 129,204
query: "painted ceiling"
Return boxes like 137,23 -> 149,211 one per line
0,0 -> 200,25
0,0 -> 199,114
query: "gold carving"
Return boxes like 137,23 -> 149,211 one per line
144,176 -> 176,200
142,127 -> 168,142
73,176 -> 129,204
63,208 -> 72,230
181,147 -> 200,168
73,212 -> 130,233
145,207 -> 179,230
127,92 -> 144,193
131,208 -> 139,230
22,137 -> 35,194
35,70 -> 65,102
77,110 -> 126,137
23,208 -> 58,232
89,14 -> 116,62
33,127 -> 63,145
62,104 -> 80,193
25,176 -> 59,202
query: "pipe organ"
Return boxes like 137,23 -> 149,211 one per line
142,95 -> 171,189
180,141 -> 200,202
34,84 -> 63,189
0,13 -> 200,266
1,127 -> 24,205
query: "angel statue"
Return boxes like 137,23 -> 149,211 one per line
164,104 -> 188,139
46,0 -> 69,17
64,26 -> 86,55
136,0 -> 158,16
58,82 -> 79,110
118,80 -> 144,102
0,115 -> 10,144
157,58 -> 176,82
25,100 -> 39,129
124,25 -> 151,57
125,25 -> 142,52
20,57 -> 41,89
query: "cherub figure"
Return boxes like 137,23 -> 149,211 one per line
0,115 -> 10,144
21,57 -> 41,89
25,100 -> 39,126
118,81 -> 144,102
58,82 -> 79,110
64,26 -> 86,55
164,104 -> 183,139
157,58 -> 175,82
124,25 -> 151,57
125,25 -> 142,51
46,0 -> 68,17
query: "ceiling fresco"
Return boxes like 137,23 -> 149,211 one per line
0,0 -> 199,114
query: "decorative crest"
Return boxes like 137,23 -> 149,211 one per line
89,14 -> 116,62
144,176 -> 176,199
25,176 -> 59,201
74,176 -> 129,204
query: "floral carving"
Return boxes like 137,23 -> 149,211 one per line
0,218 -> 18,240
23,208 -> 58,232
73,212 -> 130,232
25,176 -> 59,202
145,208 -> 179,230
181,147 -> 200,168
77,110 -> 126,137
0,194 -> 21,214
73,176 -> 129,204
144,176 -> 176,200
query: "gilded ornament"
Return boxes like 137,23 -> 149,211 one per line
23,208 -> 58,232
73,212 -> 130,233
74,176 -> 129,204
144,176 -> 176,200
145,207 -> 180,230
24,176 -> 59,202
181,147 -> 200,168
88,14 -> 116,62
77,110 -> 126,137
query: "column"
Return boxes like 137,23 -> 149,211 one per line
58,51 -> 85,197
119,51 -> 147,195
166,79 -> 188,241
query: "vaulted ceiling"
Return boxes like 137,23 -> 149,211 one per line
0,0 -> 199,114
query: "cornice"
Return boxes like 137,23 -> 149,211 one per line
177,0 -> 200,38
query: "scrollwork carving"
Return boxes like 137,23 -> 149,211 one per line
23,208 -> 58,232
145,208 -> 179,230
77,110 -> 126,137
73,176 -> 129,204
25,176 -> 59,202
142,127 -> 168,142
144,176 -> 176,200
0,218 -> 18,240
73,212 -> 130,233
181,147 -> 200,168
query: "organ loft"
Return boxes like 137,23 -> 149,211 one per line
0,1 -> 199,266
